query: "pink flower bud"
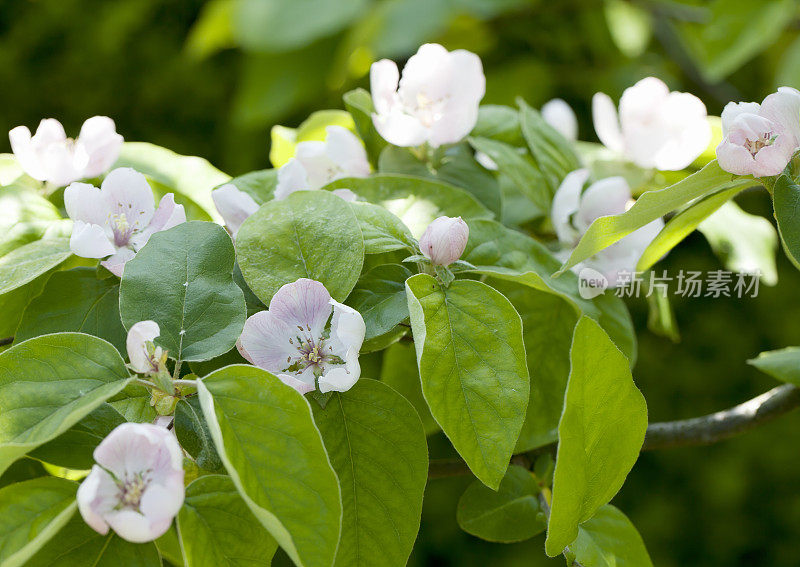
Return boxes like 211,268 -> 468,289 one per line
419,216 -> 469,266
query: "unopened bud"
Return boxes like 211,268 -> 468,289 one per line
419,216 -> 469,266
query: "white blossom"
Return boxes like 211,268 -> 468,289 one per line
77,423 -> 184,543
370,43 -> 485,148
419,216 -> 469,266
592,77 -> 710,171
9,116 -> 123,186
126,321 -> 165,375
237,278 -> 366,394
64,167 -> 186,277
211,183 -> 259,236
542,98 -> 578,141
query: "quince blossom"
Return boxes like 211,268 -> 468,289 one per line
126,320 -> 166,375
592,77 -> 710,171
274,125 -> 368,201
237,278 -> 366,395
370,43 -> 485,148
716,87 -> 800,177
552,169 -> 664,286
9,116 -> 123,186
541,98 -> 578,141
77,423 -> 184,543
419,216 -> 469,266
65,167 -> 186,277
211,183 -> 259,236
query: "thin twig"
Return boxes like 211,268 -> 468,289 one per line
428,384 -> 800,478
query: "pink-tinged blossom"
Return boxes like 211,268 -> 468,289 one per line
716,87 -> 800,177
541,98 -> 578,141
419,216 -> 469,266
552,169 -> 664,287
592,77 -> 710,171
126,320 -> 164,374
370,43 -> 485,148
211,183 -> 259,236
64,167 -> 186,277
237,278 -> 366,394
9,116 -> 123,186
77,423 -> 184,543
274,126 -> 368,201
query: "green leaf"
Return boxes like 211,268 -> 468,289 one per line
154,527 -> 184,567
119,221 -> 246,362
698,200 -> 778,285
0,183 -> 62,258
177,475 -> 278,567
748,347 -> 800,386
471,105 -> 523,146
237,190 -> 364,304
0,275 -> 51,338
234,0 -> 367,53
0,477 -> 78,567
16,267 -> 126,352
25,513 -> 161,566
115,142 -> 230,223
325,174 -> 492,236
773,174 -> 800,271
174,397 -> 223,472
351,201 -> 416,255
636,184 -> 745,272
456,465 -> 545,543
347,264 -> 411,344
343,88 -> 387,165
518,99 -> 580,193
219,168 -> 277,205
491,281 -> 579,452
559,161 -> 755,274
0,238 -> 72,296
468,136 -> 548,217
571,504 -> 653,567
463,219 -> 636,362
311,379 -> 428,567
405,274 -> 529,488
380,342 -> 439,435
29,404 -> 125,470
0,333 -> 131,475
197,365 -> 342,567
545,317 -> 647,557
270,110 -> 355,168
0,458 -> 47,489
108,382 -> 157,423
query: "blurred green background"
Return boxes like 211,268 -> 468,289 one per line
3,0 -> 800,564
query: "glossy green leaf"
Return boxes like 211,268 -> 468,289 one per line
29,404 -> 125,470
312,379 -> 428,567
237,190 -> 364,304
347,264 -> 411,343
698,200 -> 778,285
177,475 -> 278,567
174,397 -> 223,472
405,274 -> 529,489
219,168 -> 277,205
108,382 -> 157,423
16,267 -> 126,352
471,105 -> 523,146
0,238 -> 72,296
0,477 -> 78,567
773,173 -> 800,272
343,88 -> 387,165
637,184 -> 745,272
115,142 -> 230,223
326,174 -> 492,237
380,342 -> 439,435
351,201 -> 416,255
518,99 -> 580,193
0,333 -> 131,475
0,275 -> 50,338
25,513 -> 161,566
0,183 -> 62,258
468,136 -> 548,217
154,527 -> 184,567
571,504 -> 653,567
545,317 -> 647,557
0,458 -> 47,490
463,220 -> 636,362
456,465 -> 545,543
748,347 -> 800,386
120,221 -> 246,362
559,160 -> 755,274
197,365 -> 342,567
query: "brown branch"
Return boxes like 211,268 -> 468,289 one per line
428,384 -> 800,478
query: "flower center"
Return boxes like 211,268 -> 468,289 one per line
744,132 -> 776,157
414,92 -> 445,127
111,212 -> 135,247
298,338 -> 327,368
118,473 -> 148,510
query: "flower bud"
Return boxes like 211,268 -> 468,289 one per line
419,216 -> 469,266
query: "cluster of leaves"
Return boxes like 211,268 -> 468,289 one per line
3,82 -> 800,567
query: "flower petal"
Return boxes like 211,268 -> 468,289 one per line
575,176 -> 630,233
64,182 -> 110,226
592,92 -> 624,153
328,300 -> 366,356
101,248 -> 136,277
370,59 -> 400,116
318,349 -> 361,393
324,126 -> 370,179
211,184 -> 259,235
239,310 -> 298,372
275,158 -> 309,200
721,101 -> 761,133
131,193 -> 186,250
76,466 -> 112,536
126,320 -> 160,374
8,125 -> 46,181
70,220 -> 116,259
77,116 -> 124,178
542,98 -> 578,141
372,110 -> 429,147
277,368 -> 317,395
551,169 -> 589,245
269,278 -> 332,338
100,168 -> 156,232
105,509 -> 157,543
